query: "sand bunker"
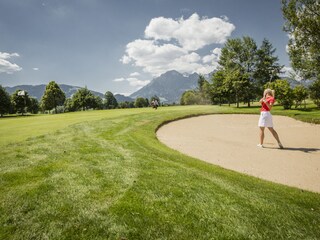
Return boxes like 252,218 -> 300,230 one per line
157,114 -> 320,193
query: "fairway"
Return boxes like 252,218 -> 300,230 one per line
1,106 -> 320,239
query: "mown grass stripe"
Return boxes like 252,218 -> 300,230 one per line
0,106 -> 319,239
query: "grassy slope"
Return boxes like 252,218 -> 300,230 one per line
0,106 -> 319,239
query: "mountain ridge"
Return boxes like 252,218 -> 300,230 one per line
130,70 -> 201,103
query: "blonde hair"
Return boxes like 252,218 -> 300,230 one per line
264,89 -> 275,98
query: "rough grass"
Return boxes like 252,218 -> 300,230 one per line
0,105 -> 319,239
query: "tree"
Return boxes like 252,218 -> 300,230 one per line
218,36 -> 258,106
292,85 -> 309,108
94,96 -> 104,110
309,78 -> 320,108
72,87 -> 96,111
11,90 -> 31,115
253,39 -> 283,90
104,91 -> 118,109
0,85 -> 11,117
211,70 -> 226,105
197,75 -> 211,104
28,98 -> 40,114
64,98 -> 76,112
265,79 -> 293,109
41,81 -> 66,113
118,101 -> 135,108
134,97 -> 148,108
180,90 -> 202,105
282,0 -> 320,78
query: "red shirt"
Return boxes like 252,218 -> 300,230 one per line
260,96 -> 275,112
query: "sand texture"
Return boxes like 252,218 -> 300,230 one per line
157,114 -> 320,193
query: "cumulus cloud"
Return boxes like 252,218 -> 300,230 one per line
202,48 -> 222,64
130,72 -> 140,77
127,77 -> 150,87
120,55 -> 131,64
113,77 -> 125,82
0,52 -> 22,74
145,13 -> 235,51
121,13 -> 235,76
113,76 -> 150,88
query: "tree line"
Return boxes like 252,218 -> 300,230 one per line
180,36 -> 320,109
182,0 -> 320,109
0,81 -> 161,116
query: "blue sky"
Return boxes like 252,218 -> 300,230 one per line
0,0 -> 291,95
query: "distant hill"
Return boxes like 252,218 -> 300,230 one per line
284,78 -> 314,88
4,84 -> 104,100
130,70 -> 201,103
114,94 -> 134,102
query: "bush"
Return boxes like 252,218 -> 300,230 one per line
50,106 -> 65,114
180,90 -> 202,105
292,85 -> 309,108
309,78 -> 320,108
265,79 -> 293,109
134,97 -> 149,108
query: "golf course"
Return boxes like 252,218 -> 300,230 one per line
1,105 -> 320,239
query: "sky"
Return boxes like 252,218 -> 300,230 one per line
0,0 -> 292,95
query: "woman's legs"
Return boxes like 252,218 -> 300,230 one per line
268,127 -> 283,148
259,127 -> 265,145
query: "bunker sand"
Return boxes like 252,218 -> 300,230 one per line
157,114 -> 320,193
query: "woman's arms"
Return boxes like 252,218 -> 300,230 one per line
260,97 -> 274,110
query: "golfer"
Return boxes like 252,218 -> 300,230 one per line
258,88 -> 283,149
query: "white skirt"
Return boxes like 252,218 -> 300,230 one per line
258,111 -> 273,127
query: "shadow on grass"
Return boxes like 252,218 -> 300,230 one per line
0,114 -> 37,119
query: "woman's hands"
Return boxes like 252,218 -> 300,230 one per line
259,98 -> 266,104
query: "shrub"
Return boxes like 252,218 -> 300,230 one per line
309,78 -> 320,108
293,85 -> 309,108
265,79 -> 293,109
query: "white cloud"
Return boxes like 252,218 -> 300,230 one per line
113,76 -> 150,88
121,13 -> 234,77
120,55 -> 131,64
0,52 -> 22,74
127,77 -> 150,87
33,67 -> 39,71
130,72 -> 140,77
220,15 -> 229,21
122,39 -> 220,76
145,17 -> 180,41
0,52 -> 20,59
145,13 -> 235,51
202,48 -> 222,64
113,77 -> 125,82
114,92 -> 131,96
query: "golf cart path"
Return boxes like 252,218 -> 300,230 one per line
157,114 -> 320,193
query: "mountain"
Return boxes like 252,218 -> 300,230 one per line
284,78 -> 314,88
4,84 -> 104,100
130,70 -> 200,103
114,94 -> 134,103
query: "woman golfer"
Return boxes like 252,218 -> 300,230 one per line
258,88 -> 283,149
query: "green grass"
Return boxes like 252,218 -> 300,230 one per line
1,105 -> 320,239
